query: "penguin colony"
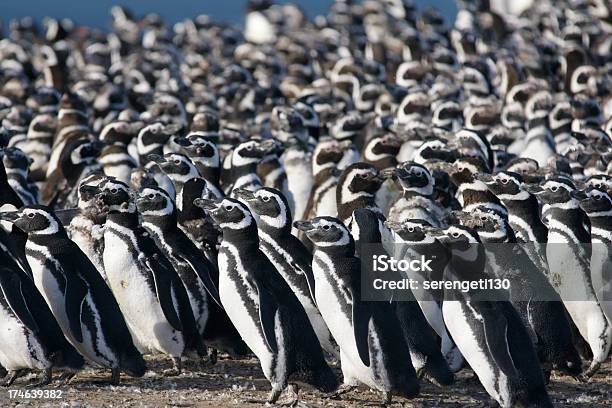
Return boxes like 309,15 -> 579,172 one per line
0,0 -> 610,406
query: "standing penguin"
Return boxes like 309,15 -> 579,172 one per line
0,249 -> 84,386
427,224 -> 552,408
194,197 -> 338,404
527,176 -> 612,376
0,206 -> 146,384
93,179 -> 206,374
233,187 -> 339,358
294,216 -> 420,405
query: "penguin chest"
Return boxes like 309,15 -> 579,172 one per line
218,243 -> 276,372
103,228 -> 183,355
442,301 -> 511,406
314,179 -> 338,217
0,304 -> 50,371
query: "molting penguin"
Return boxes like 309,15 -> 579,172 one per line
0,248 -> 84,386
295,216 -> 419,404
0,206 -> 145,384
234,187 -> 339,358
527,177 -> 612,376
194,197 -> 338,404
93,179 -> 206,374
428,224 -> 552,408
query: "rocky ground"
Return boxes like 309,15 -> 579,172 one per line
1,355 -> 610,407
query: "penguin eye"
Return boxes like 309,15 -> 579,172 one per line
451,232 -> 460,238
407,227 -> 414,232
110,188 -> 118,194
550,186 -> 559,192
358,173 -> 368,179
322,225 -> 331,230
174,159 -> 181,165
500,178 -> 509,184
27,212 -> 35,218
148,194 -> 155,200
480,216 -> 487,221
245,144 -> 253,151
261,196 -> 271,202
224,205 -> 234,211
594,195 -> 602,200
457,167 -> 465,172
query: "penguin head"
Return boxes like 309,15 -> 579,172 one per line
475,170 -> 525,199
457,206 -> 509,241
427,224 -> 482,251
385,219 -> 432,243
77,172 -> 109,210
65,139 -> 105,167
234,187 -> 290,230
525,176 -> 576,206
136,187 -> 176,218
99,120 -> 139,146
177,135 -> 220,167
313,139 -> 349,171
138,122 -> 176,151
572,187 -> 612,216
1,147 -> 32,173
194,197 -> 254,231
385,161 -> 434,195
414,138 -> 455,163
363,133 -> 401,164
339,162 -> 383,196
294,216 -> 353,249
444,156 -> 489,186
584,174 -> 612,194
95,179 -> 136,214
231,139 -> 275,167
0,205 -> 63,236
504,157 -> 542,184
451,129 -> 492,169
149,153 -> 199,183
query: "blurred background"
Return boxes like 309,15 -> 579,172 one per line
3,0 -> 457,28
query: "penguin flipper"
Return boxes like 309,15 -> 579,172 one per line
0,269 -> 40,335
352,300 -> 371,367
478,302 -> 519,378
254,279 -> 278,353
64,270 -> 88,343
177,252 -> 222,308
145,256 -> 184,332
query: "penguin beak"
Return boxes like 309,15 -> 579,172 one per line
147,154 -> 165,165
233,188 -> 256,201
523,184 -> 544,195
193,198 -> 219,211
293,220 -> 314,232
0,211 -> 21,222
570,189 -> 588,201
473,172 -> 493,183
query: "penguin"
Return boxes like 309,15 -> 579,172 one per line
194,197 -> 338,404
573,186 -> 612,325
137,122 -> 178,197
384,161 -> 447,227
335,162 -> 384,226
361,133 -> 402,212
280,138 -> 312,222
456,206 -> 583,377
350,208 -> 455,385
233,187 -> 339,358
527,176 -> 612,376
175,135 -> 224,198
137,187 -> 233,347
1,147 -> 39,205
223,139 -> 275,195
303,139 -> 347,220
0,248 -> 84,386
426,224 -> 552,408
294,216 -> 419,404
66,172 -> 108,281
92,179 -> 206,374
0,206 -> 146,384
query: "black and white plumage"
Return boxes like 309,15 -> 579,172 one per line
0,206 -> 145,384
1,147 -> 39,205
94,179 -> 206,374
234,187 -> 339,358
194,197 -> 338,403
335,162 -> 383,227
295,216 -> 419,404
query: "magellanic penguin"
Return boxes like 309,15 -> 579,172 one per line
361,133 -> 402,213
456,207 -> 583,377
294,216 -> 419,404
194,197 -> 338,404
383,161 -> 447,227
0,248 -> 84,386
0,206 -> 146,384
350,208 -> 455,386
335,162 -> 384,227
573,186 -> 612,325
527,177 -> 612,376
92,179 -> 206,374
137,187 -> 242,360
223,139 -> 276,195
233,187 -> 339,358
280,137 -> 313,223
1,147 -> 39,205
175,135 -> 224,198
426,224 -> 552,408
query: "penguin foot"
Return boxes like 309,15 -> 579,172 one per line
381,391 -> 392,406
266,387 -> 283,404
110,368 -> 120,385
583,361 -> 601,378
278,383 -> 299,407
163,357 -> 182,377
3,370 -> 26,387
55,371 -> 77,385
325,384 -> 355,399
26,369 -> 52,388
